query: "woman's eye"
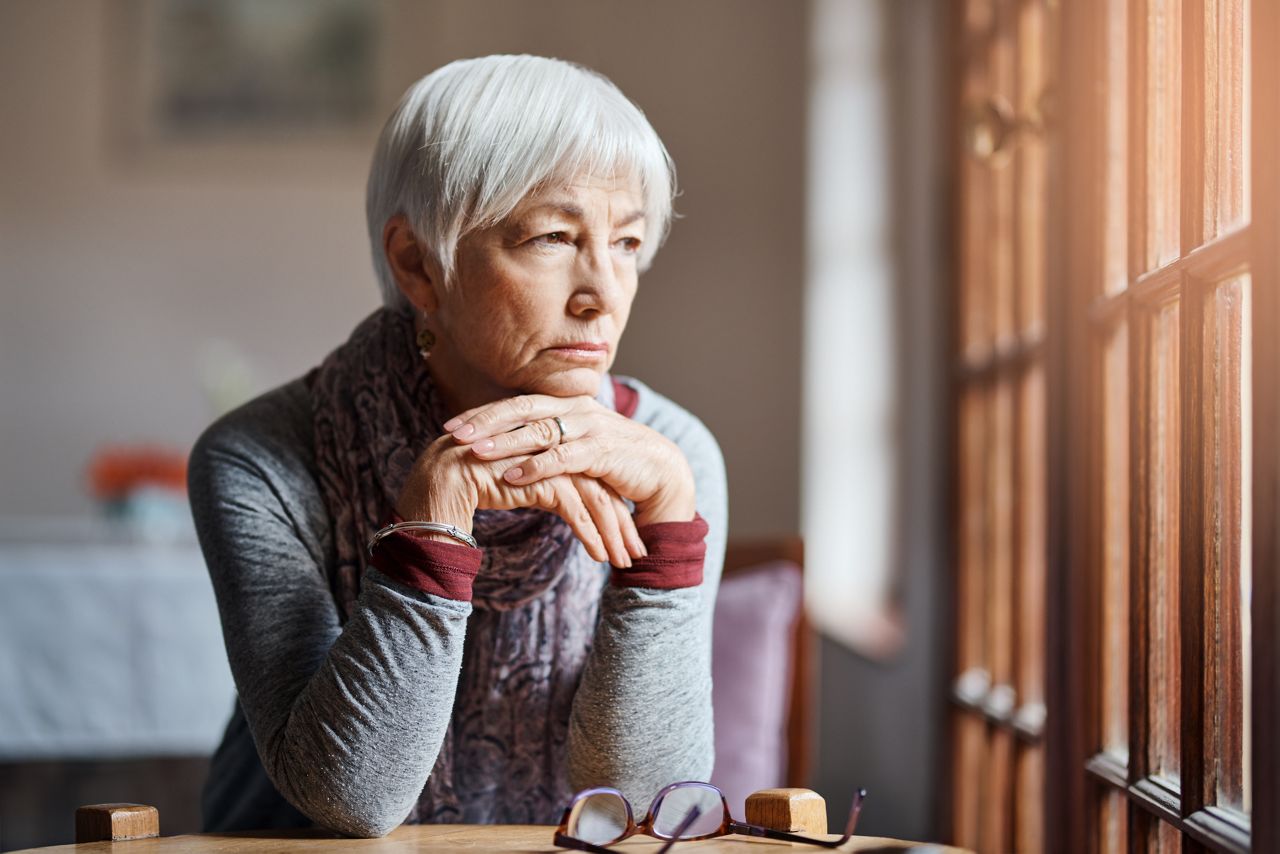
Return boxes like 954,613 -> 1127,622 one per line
534,232 -> 569,246
616,237 -> 642,254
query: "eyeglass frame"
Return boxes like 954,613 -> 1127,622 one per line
552,780 -> 868,853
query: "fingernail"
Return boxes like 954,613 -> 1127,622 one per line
504,466 -> 523,482
474,439 -> 495,453
443,417 -> 462,431
453,423 -> 475,439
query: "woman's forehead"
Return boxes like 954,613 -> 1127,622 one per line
509,174 -> 645,221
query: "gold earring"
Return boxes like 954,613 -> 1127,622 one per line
422,311 -> 442,358
416,326 -> 436,360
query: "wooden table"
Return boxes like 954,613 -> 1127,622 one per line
14,824 -> 967,852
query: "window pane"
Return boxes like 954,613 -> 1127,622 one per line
953,385 -> 991,853
1133,810 -> 1182,853
959,387 -> 990,676
1146,300 -> 1181,779
989,0 -> 1016,345
1015,365 -> 1045,853
983,727 -> 1015,854
960,0 -> 996,357
1204,274 -> 1251,813
1136,0 -> 1182,271
1101,323 -> 1131,759
960,122 -> 993,355
1015,743 -> 1044,854
1153,816 -> 1183,853
987,381 -> 1016,695
1017,364 -> 1046,709
953,713 -> 986,849
983,378 -> 1015,854
1097,786 -> 1129,854
1201,0 -> 1250,239
1016,0 -> 1047,332
1103,0 -> 1129,294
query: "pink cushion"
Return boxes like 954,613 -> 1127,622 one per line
709,560 -> 803,816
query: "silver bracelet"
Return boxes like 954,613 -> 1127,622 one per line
367,521 -> 479,553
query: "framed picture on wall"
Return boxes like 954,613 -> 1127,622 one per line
107,0 -> 386,169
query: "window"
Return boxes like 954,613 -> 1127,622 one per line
950,1 -> 1051,850
948,0 -> 1276,850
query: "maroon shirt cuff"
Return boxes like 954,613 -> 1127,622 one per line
611,513 -> 709,590
369,515 -> 482,602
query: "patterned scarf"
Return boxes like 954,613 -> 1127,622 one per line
307,307 -> 610,822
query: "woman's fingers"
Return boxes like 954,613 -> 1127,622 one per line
464,446 -> 641,565
444,394 -> 595,442
469,417 -> 565,459
573,476 -> 631,568
545,478 -> 609,564
612,490 -> 647,559
502,437 -> 610,486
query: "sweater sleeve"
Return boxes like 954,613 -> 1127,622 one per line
188,400 -> 472,838
565,382 -> 728,809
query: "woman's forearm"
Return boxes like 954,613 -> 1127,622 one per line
240,571 -> 471,837
191,430 -> 475,837
567,586 -> 715,808
565,519 -> 715,808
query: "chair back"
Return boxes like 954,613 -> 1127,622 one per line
710,537 -> 810,814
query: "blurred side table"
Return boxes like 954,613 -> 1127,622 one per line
0,515 -> 234,850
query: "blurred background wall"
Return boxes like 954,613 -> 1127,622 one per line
0,0 -> 808,535
0,0 -> 946,849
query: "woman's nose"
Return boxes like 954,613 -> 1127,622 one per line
568,244 -> 624,317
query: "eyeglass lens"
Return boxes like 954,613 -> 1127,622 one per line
652,783 -> 725,839
567,792 -> 630,845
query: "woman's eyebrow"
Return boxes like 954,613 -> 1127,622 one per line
520,202 -> 645,227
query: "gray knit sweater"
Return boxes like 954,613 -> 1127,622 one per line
188,375 -> 727,837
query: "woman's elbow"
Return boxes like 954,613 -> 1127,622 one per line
300,788 -> 410,839
270,759 -> 411,839
325,809 -> 403,839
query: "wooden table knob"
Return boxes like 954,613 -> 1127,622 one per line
744,788 -> 828,835
75,803 -> 160,843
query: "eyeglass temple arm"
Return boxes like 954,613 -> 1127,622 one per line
553,805 -> 703,854
552,832 -> 618,854
728,788 -> 867,849
654,804 -> 704,854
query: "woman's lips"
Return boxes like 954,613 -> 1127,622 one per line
547,343 -> 609,361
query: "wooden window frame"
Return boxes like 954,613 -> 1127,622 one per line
947,2 -> 1053,851
1046,0 -> 1276,851
1246,1 -> 1280,850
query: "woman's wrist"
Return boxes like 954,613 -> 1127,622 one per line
394,448 -> 477,543
634,495 -> 696,526
633,479 -> 696,527
633,449 -> 696,526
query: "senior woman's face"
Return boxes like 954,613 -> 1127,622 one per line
427,174 -> 645,411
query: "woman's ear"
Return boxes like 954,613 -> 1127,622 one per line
383,215 -> 442,313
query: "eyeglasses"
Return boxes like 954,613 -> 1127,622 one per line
553,781 -> 867,853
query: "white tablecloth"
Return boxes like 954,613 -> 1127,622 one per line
0,525 -> 235,759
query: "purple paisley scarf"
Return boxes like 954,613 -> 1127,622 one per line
306,307 -> 611,823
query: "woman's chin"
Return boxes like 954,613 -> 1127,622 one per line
525,367 -> 605,399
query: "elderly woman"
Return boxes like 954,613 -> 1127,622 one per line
189,54 -> 726,837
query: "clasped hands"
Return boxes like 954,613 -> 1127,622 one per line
394,394 -> 696,567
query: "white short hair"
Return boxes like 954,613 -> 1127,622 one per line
366,54 -> 677,309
